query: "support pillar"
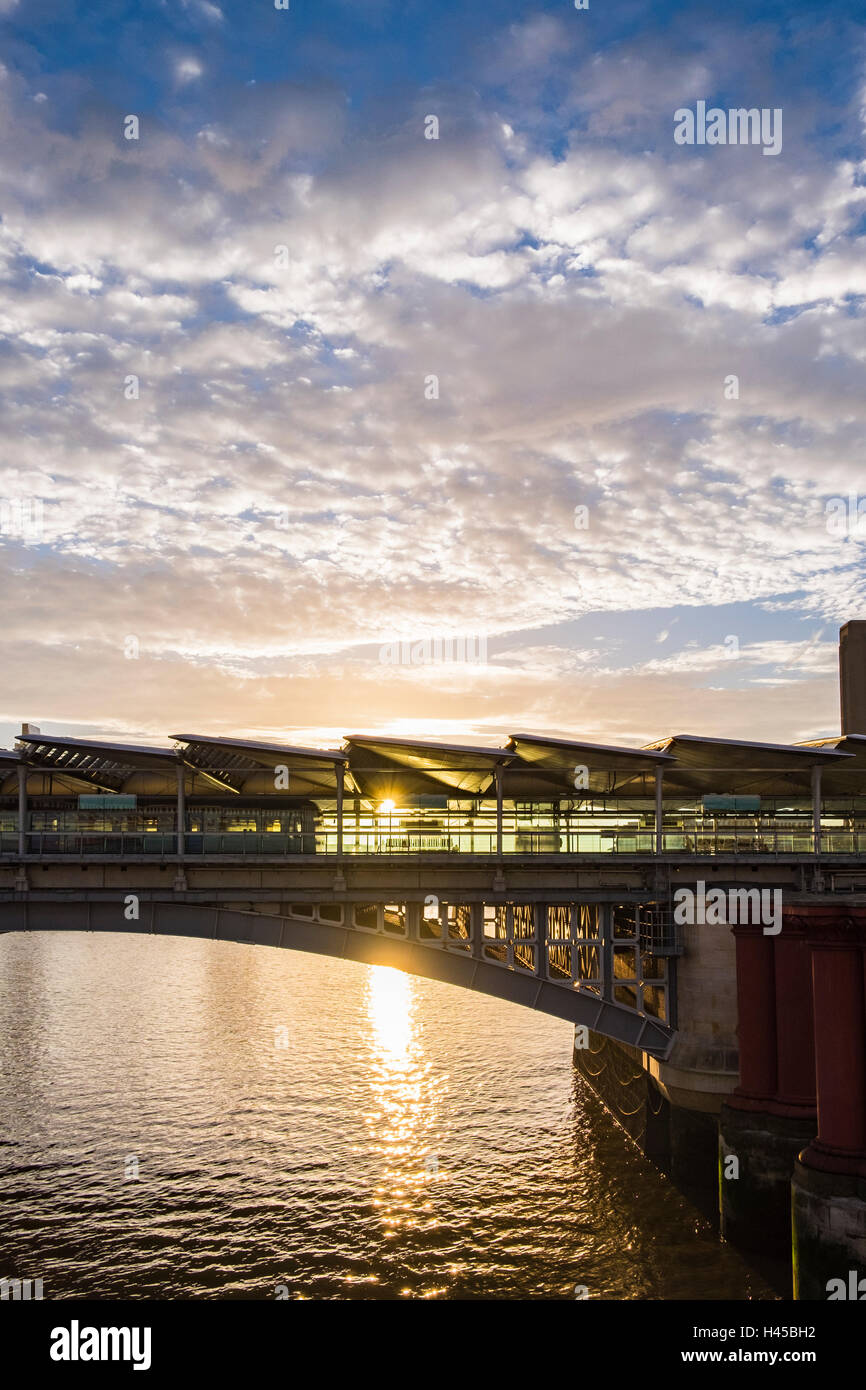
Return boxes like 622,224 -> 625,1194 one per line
599,903 -> 614,1003
720,922 -> 815,1259
492,766 -> 505,891
792,909 -> 866,1300
470,902 -> 484,960
535,903 -> 548,979
729,925 -> 777,1110
406,901 -> 421,941
335,763 -> 344,858
811,764 -> 822,858
17,759 -> 27,859
806,931 -> 866,1163
654,766 -> 664,855
174,758 -> 187,892
436,900 -> 448,947
14,761 -> 29,891
769,921 -> 816,1118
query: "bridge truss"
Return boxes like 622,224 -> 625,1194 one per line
0,892 -> 678,1059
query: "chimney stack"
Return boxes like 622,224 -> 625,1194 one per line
839,622 -> 866,734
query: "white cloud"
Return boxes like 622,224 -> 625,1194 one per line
0,28 -> 864,744
175,57 -> 204,85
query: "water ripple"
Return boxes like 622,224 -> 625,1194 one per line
0,932 -> 774,1300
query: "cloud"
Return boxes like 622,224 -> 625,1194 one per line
175,56 -> 204,85
0,11 -> 864,747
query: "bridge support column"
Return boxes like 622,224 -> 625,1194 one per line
470,902 -> 484,959
599,903 -> 613,1002
535,903 -> 548,978
791,909 -> 866,1300
647,901 -> 736,1210
770,922 -> 816,1119
406,901 -> 421,940
719,921 -> 816,1260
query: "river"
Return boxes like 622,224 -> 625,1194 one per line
0,931 -> 775,1300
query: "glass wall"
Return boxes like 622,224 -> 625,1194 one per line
314,794 -> 866,855
4,791 -> 866,856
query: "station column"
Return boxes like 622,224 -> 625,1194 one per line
174,756 -> 187,892
17,759 -> 27,859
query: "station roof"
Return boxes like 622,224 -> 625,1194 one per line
794,735 -> 866,794
7,727 -> 866,801
508,734 -> 673,764
0,749 -> 20,794
16,733 -> 178,791
506,733 -> 673,796
171,734 -> 347,795
643,734 -> 853,796
343,735 -> 514,797
796,735 -> 866,752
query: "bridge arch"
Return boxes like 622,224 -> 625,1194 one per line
1,898 -> 674,1059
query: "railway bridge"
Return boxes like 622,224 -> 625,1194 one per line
4,622 -> 866,1298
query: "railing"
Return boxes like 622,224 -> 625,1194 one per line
2,832 -> 312,856
663,829 -> 866,855
3,826 -> 866,858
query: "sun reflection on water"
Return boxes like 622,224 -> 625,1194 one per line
364,965 -> 447,1240
369,963 -> 414,1065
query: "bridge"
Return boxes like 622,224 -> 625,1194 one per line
3,720 -> 866,1063
4,621 -> 866,1301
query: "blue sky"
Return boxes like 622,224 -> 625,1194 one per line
0,0 -> 864,749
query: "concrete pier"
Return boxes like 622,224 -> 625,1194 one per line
575,911 -> 739,1213
719,1105 -> 816,1254
792,1161 -> 866,1301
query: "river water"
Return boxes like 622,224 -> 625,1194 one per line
0,931 -> 775,1300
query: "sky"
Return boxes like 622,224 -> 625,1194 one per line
0,0 -> 865,751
